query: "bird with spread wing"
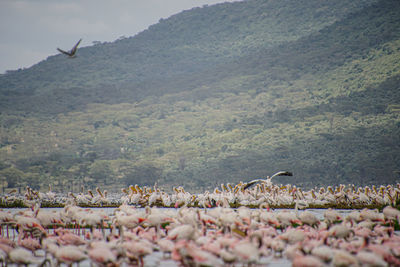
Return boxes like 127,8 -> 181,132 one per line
242,171 -> 293,190
57,39 -> 82,58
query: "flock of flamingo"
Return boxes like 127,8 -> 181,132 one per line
0,179 -> 399,266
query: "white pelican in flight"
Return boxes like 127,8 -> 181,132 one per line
57,39 -> 82,58
243,171 -> 293,189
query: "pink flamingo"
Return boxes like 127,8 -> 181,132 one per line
292,255 -> 324,267
383,205 -> 400,224
299,210 -> 319,227
122,239 -> 152,266
168,224 -> 196,240
231,239 -> 260,264
324,208 -> 343,226
88,245 -> 117,266
172,240 -> 221,267
332,249 -> 358,266
55,229 -> 86,246
54,245 -> 87,266
157,238 -> 175,257
17,236 -> 41,254
9,247 -> 44,265
311,245 -> 333,263
356,250 -> 387,267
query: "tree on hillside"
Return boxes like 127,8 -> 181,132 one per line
123,163 -> 162,187
0,167 -> 26,190
89,160 -> 114,186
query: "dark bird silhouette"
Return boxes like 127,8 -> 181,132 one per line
243,171 -> 293,190
57,39 -> 82,58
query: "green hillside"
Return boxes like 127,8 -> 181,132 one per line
1,0 -> 399,192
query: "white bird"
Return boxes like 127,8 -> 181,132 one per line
243,171 -> 293,189
57,39 -> 82,58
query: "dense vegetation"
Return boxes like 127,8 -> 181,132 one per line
0,0 -> 399,193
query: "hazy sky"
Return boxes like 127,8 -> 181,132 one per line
0,0 -> 239,74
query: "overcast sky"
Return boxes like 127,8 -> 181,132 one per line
0,0 -> 239,74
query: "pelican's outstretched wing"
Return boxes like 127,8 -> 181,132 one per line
57,48 -> 71,56
270,171 -> 293,179
243,179 -> 264,190
70,39 -> 82,55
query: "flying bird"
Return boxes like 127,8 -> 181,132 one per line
57,39 -> 82,58
243,171 -> 293,190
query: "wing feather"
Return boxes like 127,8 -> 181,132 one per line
270,171 -> 293,179
70,39 -> 82,55
243,179 -> 263,190
57,48 -> 71,56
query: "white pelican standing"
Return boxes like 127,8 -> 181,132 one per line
243,171 -> 293,190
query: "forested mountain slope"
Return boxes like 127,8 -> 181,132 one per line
0,0 -> 378,114
0,0 -> 399,192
